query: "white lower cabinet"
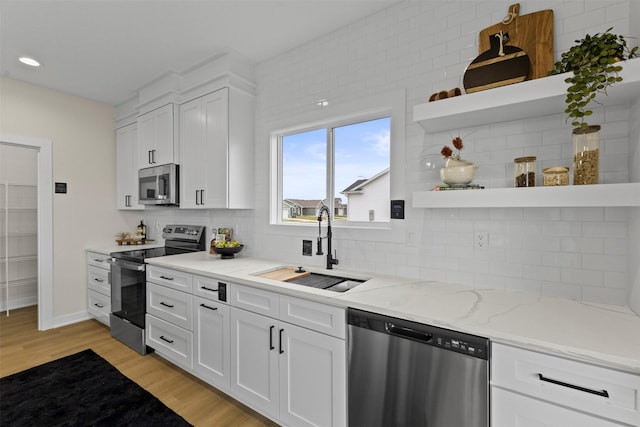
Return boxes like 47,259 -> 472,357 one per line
146,314 -> 193,370
230,307 -> 279,416
86,251 -> 111,326
145,267 -> 347,426
493,387 -> 626,427
193,296 -> 230,391
279,321 -> 346,427
491,342 -> 640,427
230,284 -> 347,427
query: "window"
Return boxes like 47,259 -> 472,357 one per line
274,116 -> 391,225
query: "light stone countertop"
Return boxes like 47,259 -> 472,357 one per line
135,251 -> 640,374
87,243 -> 164,255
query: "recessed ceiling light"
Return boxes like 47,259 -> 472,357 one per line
19,57 -> 41,67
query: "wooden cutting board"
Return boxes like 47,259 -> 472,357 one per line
258,268 -> 310,282
463,31 -> 530,93
478,4 -> 554,80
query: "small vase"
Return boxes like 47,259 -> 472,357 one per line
572,125 -> 600,185
440,163 -> 478,185
445,158 -> 474,168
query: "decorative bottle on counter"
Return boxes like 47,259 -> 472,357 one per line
573,125 -> 600,185
137,220 -> 147,240
514,156 -> 536,187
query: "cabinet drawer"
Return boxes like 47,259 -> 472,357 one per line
88,265 -> 110,295
193,274 -> 230,303
279,295 -> 345,339
147,282 -> 193,330
492,343 -> 640,426
147,265 -> 192,292
230,284 -> 279,318
87,251 -> 110,269
87,289 -> 110,326
146,314 -> 193,370
492,387 -> 625,427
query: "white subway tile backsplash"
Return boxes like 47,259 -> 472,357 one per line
251,0 -> 635,306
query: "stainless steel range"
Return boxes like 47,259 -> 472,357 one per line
108,224 -> 206,354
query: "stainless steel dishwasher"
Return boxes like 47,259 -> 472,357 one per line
348,308 -> 489,427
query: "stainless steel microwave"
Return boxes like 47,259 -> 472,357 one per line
138,164 -> 179,205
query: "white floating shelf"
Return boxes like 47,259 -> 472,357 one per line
412,183 -> 640,208
413,58 -> 640,132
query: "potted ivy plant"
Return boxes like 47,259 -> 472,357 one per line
550,28 -> 637,185
550,27 -> 638,128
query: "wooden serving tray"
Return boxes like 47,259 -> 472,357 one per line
116,238 -> 155,246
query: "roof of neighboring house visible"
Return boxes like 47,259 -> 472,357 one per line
341,168 -> 389,194
283,198 -> 345,208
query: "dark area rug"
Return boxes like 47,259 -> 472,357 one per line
0,349 -> 192,427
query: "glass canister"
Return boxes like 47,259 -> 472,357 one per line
514,156 -> 536,187
572,125 -> 600,185
543,167 -> 569,186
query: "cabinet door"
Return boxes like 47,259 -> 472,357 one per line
179,89 -> 229,209
179,97 -> 206,208
201,88 -> 229,208
116,123 -> 142,209
230,307 -> 279,418
193,296 -> 230,391
137,104 -> 175,169
492,387 -> 626,427
279,322 -> 346,427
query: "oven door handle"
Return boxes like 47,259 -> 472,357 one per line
107,258 -> 145,271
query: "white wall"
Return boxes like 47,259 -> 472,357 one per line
249,0 -> 639,306
0,77 -> 140,322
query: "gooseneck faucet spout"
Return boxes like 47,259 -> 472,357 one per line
317,205 -> 339,269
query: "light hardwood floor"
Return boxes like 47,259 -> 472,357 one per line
0,306 -> 280,427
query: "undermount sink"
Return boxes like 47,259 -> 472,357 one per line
256,267 -> 367,293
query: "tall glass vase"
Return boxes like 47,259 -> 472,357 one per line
572,125 -> 600,185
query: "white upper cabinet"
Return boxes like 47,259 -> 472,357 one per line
115,123 -> 143,210
137,103 -> 178,170
179,87 -> 254,209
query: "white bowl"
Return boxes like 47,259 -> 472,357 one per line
440,164 -> 478,185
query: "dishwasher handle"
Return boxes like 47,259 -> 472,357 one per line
386,323 -> 433,343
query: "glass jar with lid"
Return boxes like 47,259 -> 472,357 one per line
543,167 -> 569,186
573,125 -> 600,185
514,156 -> 536,187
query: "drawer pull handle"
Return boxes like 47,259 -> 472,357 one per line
160,276 -> 174,281
201,286 -> 218,292
160,301 -> 174,308
93,303 -> 104,308
279,328 -> 284,354
94,278 -> 104,283
94,259 -> 104,263
160,335 -> 174,344
200,303 -> 218,311
538,374 -> 609,398
269,325 -> 275,350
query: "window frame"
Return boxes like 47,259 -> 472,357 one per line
269,90 -> 405,230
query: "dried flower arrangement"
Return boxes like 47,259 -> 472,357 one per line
441,137 -> 464,160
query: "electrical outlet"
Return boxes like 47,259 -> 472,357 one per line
474,231 -> 488,250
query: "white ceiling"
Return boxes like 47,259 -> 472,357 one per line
0,0 -> 399,106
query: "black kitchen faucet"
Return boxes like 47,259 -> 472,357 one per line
317,205 -> 339,269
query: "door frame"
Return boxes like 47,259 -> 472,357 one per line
1,133 -> 53,330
